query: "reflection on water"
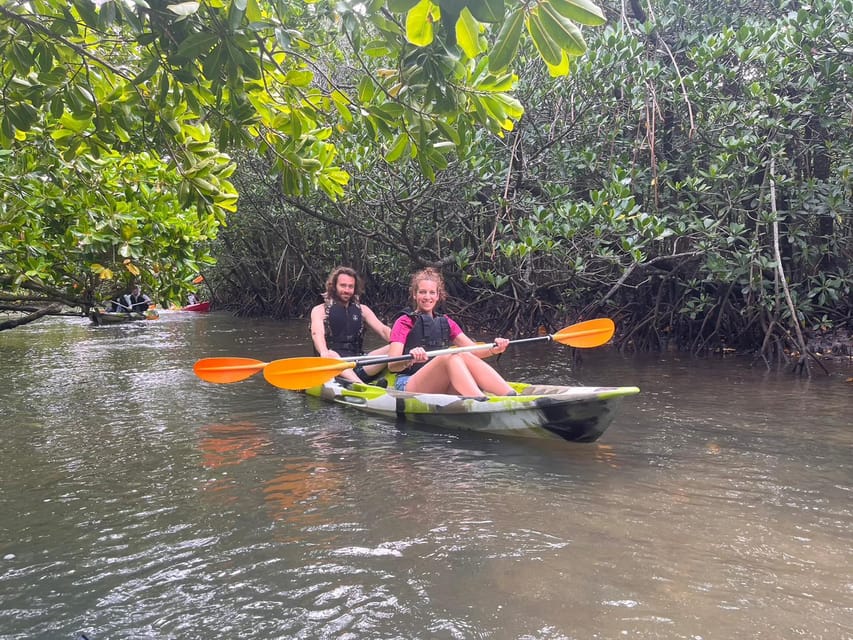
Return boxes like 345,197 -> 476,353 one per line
0,314 -> 851,639
198,422 -> 274,469
263,459 -> 343,525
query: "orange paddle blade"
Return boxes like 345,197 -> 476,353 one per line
194,357 -> 268,384
552,318 -> 615,348
263,357 -> 355,390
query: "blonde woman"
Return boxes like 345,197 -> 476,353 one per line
387,268 -> 515,397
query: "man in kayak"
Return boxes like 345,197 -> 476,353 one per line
108,284 -> 151,313
128,284 -> 152,312
310,266 -> 392,384
386,267 -> 516,397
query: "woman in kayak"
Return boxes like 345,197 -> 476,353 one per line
387,267 -> 516,397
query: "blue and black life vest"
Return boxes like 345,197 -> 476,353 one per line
395,309 -> 451,375
324,300 -> 365,357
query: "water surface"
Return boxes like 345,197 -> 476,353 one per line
1,312 -> 851,639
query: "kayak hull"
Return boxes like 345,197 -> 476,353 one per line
183,301 -> 211,312
305,378 -> 639,442
90,309 -> 158,324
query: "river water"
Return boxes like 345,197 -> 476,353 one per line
1,311 -> 850,640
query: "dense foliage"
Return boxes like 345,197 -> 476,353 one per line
1,0 -> 601,317
1,0 -> 849,372
211,0 -> 851,369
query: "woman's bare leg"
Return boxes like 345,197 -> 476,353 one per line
404,355 -> 482,396
404,354 -> 513,396
457,352 -> 514,395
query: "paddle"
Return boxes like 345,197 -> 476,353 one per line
194,318 -> 614,385
193,351 -> 385,384
192,318 -> 614,385
262,318 -> 615,390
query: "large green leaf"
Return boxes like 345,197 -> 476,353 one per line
385,132 -> 410,162
547,0 -> 606,27
526,10 -> 563,66
456,8 -> 483,59
467,0 -> 504,23
167,2 -> 200,17
406,0 -> 437,46
539,3 -> 586,55
488,7 -> 524,72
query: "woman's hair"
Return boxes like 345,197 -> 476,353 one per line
324,266 -> 363,301
409,267 -> 447,303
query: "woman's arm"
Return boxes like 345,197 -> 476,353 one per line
386,341 -> 407,372
455,331 -> 509,358
387,317 -> 424,372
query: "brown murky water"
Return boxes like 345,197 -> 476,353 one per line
1,312 -> 851,639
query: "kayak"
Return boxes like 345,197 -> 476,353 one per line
183,301 -> 211,312
90,309 -> 159,325
305,375 -> 640,442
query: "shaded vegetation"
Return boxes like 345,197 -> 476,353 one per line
209,0 -> 851,373
1,0 -> 849,375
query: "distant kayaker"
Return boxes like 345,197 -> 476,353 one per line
108,284 -> 150,313
108,294 -> 130,312
387,267 -> 516,397
128,284 -> 152,312
310,266 -> 392,384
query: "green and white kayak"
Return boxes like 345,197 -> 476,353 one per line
305,376 -> 639,442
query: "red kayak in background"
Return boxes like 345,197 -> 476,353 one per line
183,301 -> 211,312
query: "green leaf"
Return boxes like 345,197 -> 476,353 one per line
175,32 -> 220,60
544,50 -> 570,77
539,3 -> 586,56
548,0 -> 606,27
6,103 -> 38,132
385,132 -> 410,162
488,7 -> 524,72
1,115 -> 14,140
59,112 -> 92,133
526,11 -> 563,66
10,42 -> 36,76
331,90 -> 353,124
133,57 -> 160,85
467,0 -> 504,23
435,119 -> 461,145
456,8 -> 483,59
246,0 -> 263,23
167,2 -> 200,17
478,72 -> 516,92
406,0 -> 437,47
491,92 -> 524,119
285,69 -> 313,86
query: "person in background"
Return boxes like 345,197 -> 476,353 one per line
386,267 -> 515,397
127,284 -> 151,312
309,266 -> 392,384
187,293 -> 200,306
108,293 -> 130,312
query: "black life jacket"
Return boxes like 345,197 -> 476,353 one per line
128,293 -> 149,311
324,300 -> 364,357
395,309 -> 451,375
